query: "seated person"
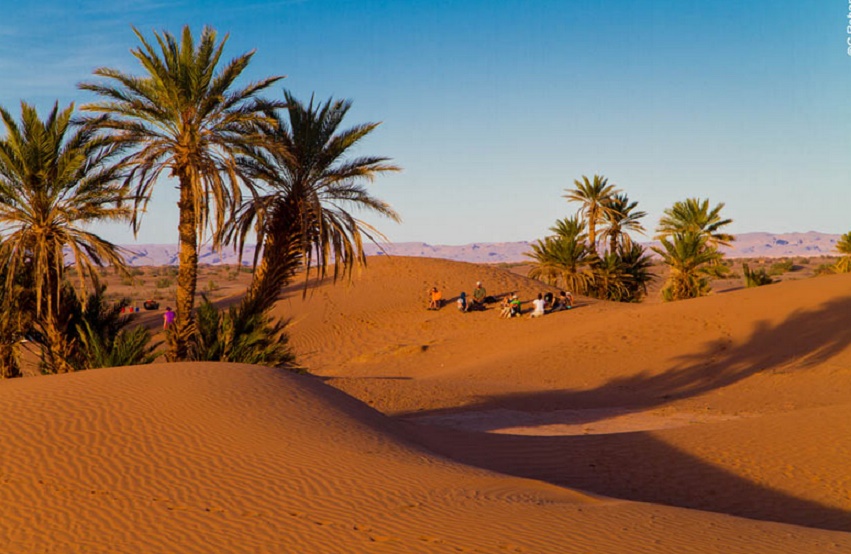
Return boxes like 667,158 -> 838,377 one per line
499,295 -> 512,318
470,281 -> 486,311
552,291 -> 573,311
457,291 -> 468,312
509,294 -> 522,317
529,293 -> 546,318
543,291 -> 554,311
428,287 -> 443,310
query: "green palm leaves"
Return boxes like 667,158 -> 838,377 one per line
834,232 -> 851,273
653,198 -> 734,301
80,25 -> 284,360
536,178 -> 735,303
0,25 -> 400,374
653,232 -> 722,301
530,177 -> 652,303
564,175 -> 620,256
232,91 -> 400,312
656,198 -> 734,248
527,217 -> 593,294
0,102 -> 131,373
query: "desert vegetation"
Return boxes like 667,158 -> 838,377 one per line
527,175 -> 653,302
0,25 -> 398,376
527,176 -> 734,303
832,232 -> 851,273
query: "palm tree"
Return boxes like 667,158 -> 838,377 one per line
600,193 -> 646,254
652,231 -> 722,301
526,216 -> 593,294
656,198 -> 734,249
231,91 -> 400,314
834,231 -> 851,273
563,175 -> 620,256
613,242 -> 654,302
79,25 -> 283,361
0,101 -> 130,373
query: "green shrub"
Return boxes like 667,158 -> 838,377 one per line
155,277 -> 172,289
768,259 -> 794,276
743,263 -> 774,287
815,263 -> 837,276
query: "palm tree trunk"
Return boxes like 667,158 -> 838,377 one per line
39,266 -> 73,373
241,201 -> 302,315
43,315 -> 74,374
0,343 -> 21,378
588,218 -> 598,258
172,177 -> 199,361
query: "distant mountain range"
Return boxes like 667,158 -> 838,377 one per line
114,232 -> 843,266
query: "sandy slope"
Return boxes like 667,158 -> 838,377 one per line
0,363 -> 846,553
280,257 -> 851,538
2,255 -> 850,551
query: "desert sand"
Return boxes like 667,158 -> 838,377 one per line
2,255 -> 851,552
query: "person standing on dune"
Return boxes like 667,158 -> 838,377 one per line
428,287 -> 443,309
163,307 -> 176,330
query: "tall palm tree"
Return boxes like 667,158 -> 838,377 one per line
231,91 -> 400,314
600,193 -> 646,254
563,175 -> 620,256
655,198 -> 734,249
79,25 -> 283,360
652,231 -> 722,301
526,216 -> 592,294
0,101 -> 130,373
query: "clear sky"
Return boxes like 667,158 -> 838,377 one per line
0,1 -> 848,246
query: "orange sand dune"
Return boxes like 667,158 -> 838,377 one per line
3,255 -> 851,551
278,256 -> 851,540
4,363 -> 845,552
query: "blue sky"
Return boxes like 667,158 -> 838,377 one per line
0,1 -> 848,246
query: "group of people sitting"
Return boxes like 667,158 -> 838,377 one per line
500,290 -> 573,318
427,282 -> 573,318
456,282 -> 489,312
428,281 -> 490,312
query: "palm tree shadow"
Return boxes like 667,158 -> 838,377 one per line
398,294 -> 851,531
406,294 -> 851,417
405,423 -> 851,532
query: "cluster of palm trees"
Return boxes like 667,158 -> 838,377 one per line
527,175 -> 653,302
527,175 -> 734,303
0,25 -> 398,376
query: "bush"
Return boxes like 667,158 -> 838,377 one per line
188,295 -> 297,369
815,263 -> 837,276
743,263 -> 774,287
155,277 -> 172,289
768,259 -> 794,276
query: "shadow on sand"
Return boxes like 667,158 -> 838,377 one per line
405,422 -> 851,532
405,294 -> 851,417
401,294 -> 851,531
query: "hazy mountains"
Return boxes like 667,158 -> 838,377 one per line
115,232 -> 842,266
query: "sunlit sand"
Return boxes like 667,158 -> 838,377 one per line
1,256 -> 850,552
